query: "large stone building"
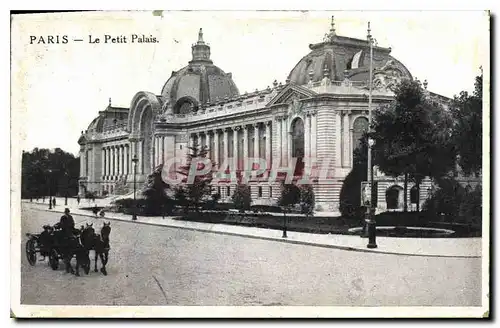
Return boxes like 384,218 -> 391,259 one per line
78,19 -> 448,212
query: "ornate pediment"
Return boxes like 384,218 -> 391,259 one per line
266,84 -> 316,107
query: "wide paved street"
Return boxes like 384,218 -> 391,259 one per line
20,204 -> 481,306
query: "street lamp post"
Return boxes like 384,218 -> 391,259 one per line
366,22 -> 378,249
132,154 -> 139,220
48,169 -> 53,210
282,208 -> 288,238
64,172 -> 68,206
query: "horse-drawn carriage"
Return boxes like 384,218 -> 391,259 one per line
25,221 -> 111,276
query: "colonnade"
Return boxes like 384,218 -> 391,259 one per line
189,121 -> 273,171
102,144 -> 131,180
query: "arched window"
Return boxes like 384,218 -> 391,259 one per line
352,117 -> 369,152
173,97 -> 198,114
386,185 -> 404,210
291,118 -> 305,176
410,186 -> 418,204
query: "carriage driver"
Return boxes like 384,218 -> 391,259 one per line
59,208 -> 76,237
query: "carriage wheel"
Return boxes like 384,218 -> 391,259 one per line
49,249 -> 59,270
25,239 -> 37,266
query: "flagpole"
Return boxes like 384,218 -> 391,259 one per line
367,22 -> 373,201
366,21 -> 377,249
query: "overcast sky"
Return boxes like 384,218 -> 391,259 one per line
11,10 -> 488,156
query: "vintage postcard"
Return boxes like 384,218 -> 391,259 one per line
10,10 -> 490,318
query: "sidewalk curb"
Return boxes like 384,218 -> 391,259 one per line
36,204 -> 480,259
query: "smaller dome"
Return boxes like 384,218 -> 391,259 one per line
161,29 -> 240,114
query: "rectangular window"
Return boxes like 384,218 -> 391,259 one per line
217,186 -> 221,195
226,186 -> 231,197
258,186 -> 263,198
269,186 -> 272,198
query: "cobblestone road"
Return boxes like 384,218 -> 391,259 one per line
20,204 -> 481,306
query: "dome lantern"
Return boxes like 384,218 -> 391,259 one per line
190,28 -> 212,64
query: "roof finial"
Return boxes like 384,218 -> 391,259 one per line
198,28 -> 204,43
109,97 -> 112,107
330,16 -> 336,35
367,21 -> 372,41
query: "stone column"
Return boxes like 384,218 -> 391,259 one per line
243,125 -> 249,171
343,111 -> 350,167
117,145 -> 122,176
207,131 -> 212,159
161,136 -> 166,164
116,146 -> 120,176
275,117 -> 282,166
109,146 -> 113,178
311,110 -> 317,161
283,116 -> 290,166
265,121 -> 271,169
189,133 -> 194,149
156,136 -> 160,167
214,129 -> 220,169
335,111 -> 342,168
101,148 -> 106,179
253,123 -> 260,160
106,147 -> 109,178
115,145 -> 119,177
121,145 -> 125,176
138,140 -> 143,175
223,128 -> 229,166
304,113 -> 311,168
79,150 -> 84,177
122,145 -> 126,176
107,147 -> 111,178
233,126 -> 240,171
196,132 -> 202,149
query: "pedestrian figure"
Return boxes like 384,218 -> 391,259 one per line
52,198 -> 56,207
77,195 -> 80,205
93,205 -> 99,217
42,196 -> 45,202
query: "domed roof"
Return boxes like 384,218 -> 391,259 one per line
161,29 -> 239,114
287,18 -> 412,85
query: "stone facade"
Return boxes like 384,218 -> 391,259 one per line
78,21 -> 448,213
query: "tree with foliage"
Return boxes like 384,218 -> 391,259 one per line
277,181 -> 301,237
299,184 -> 315,217
450,74 -> 483,176
22,147 -> 80,199
142,164 -> 172,215
278,182 -> 301,210
423,178 -> 482,228
206,192 -> 221,210
371,79 -> 456,211
339,137 -> 368,218
173,186 -> 188,213
175,143 -> 214,213
422,178 -> 466,219
231,183 -> 252,212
